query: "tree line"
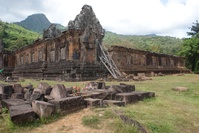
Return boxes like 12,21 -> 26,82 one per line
180,20 -> 199,72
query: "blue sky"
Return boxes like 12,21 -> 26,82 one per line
0,0 -> 199,38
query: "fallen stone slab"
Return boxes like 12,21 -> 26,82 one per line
1,99 -> 27,109
103,100 -> 125,107
116,92 -> 155,105
119,83 -> 135,92
84,98 -> 102,107
50,84 -> 67,99
9,104 -> 36,124
94,89 -> 117,100
32,100 -> 55,118
49,96 -> 85,113
12,84 -> 24,93
11,93 -> 24,99
109,84 -> 135,93
0,84 -> 14,98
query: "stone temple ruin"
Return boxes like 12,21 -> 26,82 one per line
0,5 -> 188,81
0,4 -> 189,125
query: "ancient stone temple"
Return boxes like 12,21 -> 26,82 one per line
12,5 -> 107,81
0,5 -> 188,80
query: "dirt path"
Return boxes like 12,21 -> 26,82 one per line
28,108 -> 111,133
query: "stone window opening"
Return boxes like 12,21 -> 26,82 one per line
31,52 -> 35,63
26,54 -> 29,64
21,56 -> 24,65
60,47 -> 66,60
50,50 -> 55,62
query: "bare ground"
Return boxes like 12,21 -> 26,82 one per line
28,108 -> 112,133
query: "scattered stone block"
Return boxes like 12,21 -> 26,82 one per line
116,93 -> 139,105
12,84 -> 24,93
0,93 -> 7,101
94,89 -> 117,100
172,87 -> 189,92
38,82 -> 52,95
25,83 -> 33,90
90,92 -> 103,99
116,91 -> 155,105
44,95 -> 54,102
0,84 -> 14,98
119,83 -> 135,92
103,100 -> 125,107
32,100 -> 55,118
11,93 -> 24,99
30,91 -> 44,103
9,104 -> 36,124
24,88 -> 33,102
1,99 -> 27,109
49,96 -> 85,113
84,98 -> 102,107
96,82 -> 105,89
50,84 -> 67,99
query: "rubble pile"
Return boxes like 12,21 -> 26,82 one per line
0,82 -> 155,124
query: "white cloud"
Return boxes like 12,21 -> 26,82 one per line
0,0 -> 199,38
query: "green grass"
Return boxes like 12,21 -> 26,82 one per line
82,115 -> 101,129
1,74 -> 199,132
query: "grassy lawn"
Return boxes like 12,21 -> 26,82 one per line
0,74 -> 199,133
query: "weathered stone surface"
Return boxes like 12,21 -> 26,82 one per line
116,91 -> 155,105
0,84 -> 14,98
11,93 -> 24,99
12,84 -> 24,93
24,88 -> 33,102
38,82 -> 52,95
116,93 -> 139,105
25,83 -> 33,90
109,84 -> 135,93
96,82 -> 106,89
84,98 -> 102,107
30,91 -> 44,103
1,99 -> 27,109
50,84 -> 67,99
9,104 -> 36,124
0,93 -> 7,101
172,87 -> 189,91
49,96 -> 85,112
103,100 -> 125,107
32,100 -> 55,118
43,24 -> 61,39
94,89 -> 116,100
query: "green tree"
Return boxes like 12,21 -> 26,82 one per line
180,20 -> 199,72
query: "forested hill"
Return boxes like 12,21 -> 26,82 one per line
0,21 -> 40,51
15,14 -> 66,34
103,31 -> 183,55
0,19 -> 183,55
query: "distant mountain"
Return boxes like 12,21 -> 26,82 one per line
0,20 -> 40,51
15,13 -> 66,34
